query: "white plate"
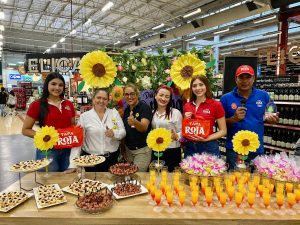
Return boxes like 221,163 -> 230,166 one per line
107,182 -> 148,200
62,179 -> 108,196
72,155 -> 105,167
33,184 -> 67,209
0,192 -> 33,213
9,159 -> 51,172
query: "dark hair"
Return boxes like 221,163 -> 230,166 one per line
189,75 -> 213,102
1,87 -> 5,92
153,85 -> 173,119
93,88 -> 109,99
9,90 -> 15,96
39,72 -> 65,127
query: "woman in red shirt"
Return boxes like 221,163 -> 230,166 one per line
22,72 -> 75,172
183,75 -> 226,157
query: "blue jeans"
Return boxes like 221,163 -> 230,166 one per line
36,148 -> 71,172
184,141 -> 220,158
226,148 -> 262,171
0,104 -> 6,116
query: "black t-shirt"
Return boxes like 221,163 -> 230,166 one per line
0,92 -> 8,104
123,101 -> 152,150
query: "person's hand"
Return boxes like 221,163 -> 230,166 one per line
185,112 -> 193,119
105,125 -> 114,138
171,129 -> 179,141
63,168 -> 76,174
233,107 -> 247,122
187,135 -> 207,142
127,111 -> 135,126
265,112 -> 279,124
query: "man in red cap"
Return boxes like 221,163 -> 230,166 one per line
220,65 -> 279,171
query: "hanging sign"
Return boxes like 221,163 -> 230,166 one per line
54,126 -> 84,149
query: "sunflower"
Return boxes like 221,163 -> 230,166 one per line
34,126 -> 59,151
232,130 -> 260,155
170,53 -> 206,90
111,86 -> 124,102
146,128 -> 172,152
79,50 -> 117,88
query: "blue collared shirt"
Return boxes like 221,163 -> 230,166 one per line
220,87 -> 270,153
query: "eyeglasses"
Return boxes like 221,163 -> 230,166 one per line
124,92 -> 136,97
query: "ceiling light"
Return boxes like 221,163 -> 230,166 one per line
0,11 -> 4,20
70,29 -> 76,35
0,34 -> 3,39
245,47 -> 258,51
1,0 -> 7,3
59,37 -> 66,43
84,19 -> 92,26
102,1 -> 114,12
214,28 -> 229,35
185,37 -> 196,41
0,41 -> 3,46
152,23 -> 164,30
114,40 -> 120,45
0,25 -> 4,31
18,61 -> 24,64
263,31 -> 281,37
46,49 -> 51,53
183,8 -> 201,18
253,15 -> 276,24
6,67 -> 14,70
130,33 -> 139,38
229,39 -> 243,45
51,44 -> 57,48
8,63 -> 17,66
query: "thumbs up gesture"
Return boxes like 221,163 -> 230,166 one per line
105,125 -> 114,138
171,129 -> 179,141
127,111 -> 135,127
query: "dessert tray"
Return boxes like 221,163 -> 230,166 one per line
62,179 -> 108,196
0,191 -> 33,212
75,188 -> 114,214
107,179 -> 147,199
10,159 -> 50,172
33,184 -> 67,209
72,155 -> 105,167
109,163 -> 139,176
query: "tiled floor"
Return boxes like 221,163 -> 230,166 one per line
0,114 -> 35,191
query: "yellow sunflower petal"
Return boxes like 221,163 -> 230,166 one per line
79,50 -> 117,88
146,128 -> 172,152
34,126 -> 59,151
232,130 -> 260,155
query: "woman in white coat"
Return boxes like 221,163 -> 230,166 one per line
66,88 -> 126,172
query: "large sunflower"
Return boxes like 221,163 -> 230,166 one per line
232,130 -> 260,155
170,53 -> 206,90
147,128 -> 172,152
111,86 -> 124,102
34,126 -> 59,151
79,50 -> 117,88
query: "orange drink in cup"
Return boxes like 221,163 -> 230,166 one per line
276,193 -> 284,209
257,184 -> 264,197
150,185 -> 156,200
178,190 -> 186,206
154,189 -> 162,206
234,171 -> 242,183
235,192 -> 243,208
286,182 -> 293,193
219,192 -> 227,207
166,190 -> 173,207
287,193 -> 296,209
227,185 -> 235,202
263,192 -> 271,208
191,189 -> 199,206
294,189 -> 300,203
205,188 -> 213,207
247,191 -> 255,208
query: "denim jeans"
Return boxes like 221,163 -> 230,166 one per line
226,148 -> 262,171
36,148 -> 71,172
184,140 -> 220,158
0,104 -> 5,116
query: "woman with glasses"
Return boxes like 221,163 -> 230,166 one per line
123,84 -> 152,172
66,88 -> 126,173
151,85 -> 182,171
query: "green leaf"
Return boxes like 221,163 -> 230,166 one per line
77,81 -> 85,93
113,78 -> 123,86
206,59 -> 216,69
154,152 -> 159,157
153,152 -> 163,157
158,152 -> 163,157
240,155 -> 248,160
167,81 -> 173,87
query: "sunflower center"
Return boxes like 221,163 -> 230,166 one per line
92,63 -> 106,77
241,139 -> 250,147
156,137 -> 164,144
180,65 -> 193,78
43,135 -> 51,142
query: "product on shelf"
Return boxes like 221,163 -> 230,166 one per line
109,163 -> 139,176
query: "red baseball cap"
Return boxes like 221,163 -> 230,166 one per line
235,65 -> 255,77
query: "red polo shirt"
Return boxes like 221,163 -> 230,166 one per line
183,99 -> 225,135
27,99 -> 75,129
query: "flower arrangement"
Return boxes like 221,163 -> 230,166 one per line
180,153 -> 226,176
34,126 -> 59,151
253,153 -> 300,182
232,130 -> 260,168
147,128 -> 172,167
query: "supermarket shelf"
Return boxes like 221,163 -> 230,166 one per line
264,145 -> 290,152
264,123 -> 300,131
274,101 -> 300,105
